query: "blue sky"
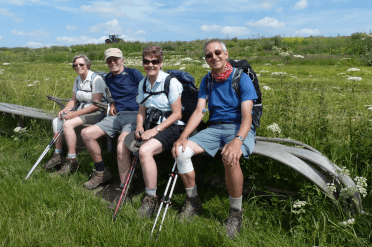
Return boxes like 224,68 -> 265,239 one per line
1,0 -> 372,48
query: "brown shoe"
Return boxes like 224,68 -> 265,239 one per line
178,195 -> 203,221
107,186 -> 133,211
43,152 -> 65,171
138,193 -> 158,218
225,207 -> 244,238
84,168 -> 112,190
57,157 -> 80,175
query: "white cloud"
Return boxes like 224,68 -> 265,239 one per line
276,7 -> 283,13
88,19 -> 123,34
0,7 -> 23,22
294,0 -> 308,10
200,25 -> 250,36
260,2 -> 273,11
25,41 -> 43,48
135,30 -> 146,35
200,25 -> 221,32
0,35 -> 2,41
294,28 -> 320,36
221,26 -> 251,36
66,25 -> 78,30
11,29 -> 49,38
81,3 -> 126,17
245,17 -> 285,28
56,35 -> 107,45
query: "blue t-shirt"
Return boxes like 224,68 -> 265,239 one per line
199,68 -> 258,123
105,67 -> 144,112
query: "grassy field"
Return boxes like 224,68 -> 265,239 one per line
0,35 -> 372,246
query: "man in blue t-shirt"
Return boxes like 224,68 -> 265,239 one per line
172,39 -> 257,238
81,48 -> 144,190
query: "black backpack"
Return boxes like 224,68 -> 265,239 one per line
140,70 -> 206,133
228,59 -> 262,128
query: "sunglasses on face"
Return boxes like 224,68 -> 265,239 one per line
106,57 -> 121,64
143,59 -> 160,65
73,63 -> 85,68
205,50 -> 223,59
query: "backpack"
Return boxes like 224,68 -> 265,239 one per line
93,71 -> 114,104
206,60 -> 262,128
140,70 -> 206,133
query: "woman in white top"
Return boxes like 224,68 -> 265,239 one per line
43,54 -> 107,174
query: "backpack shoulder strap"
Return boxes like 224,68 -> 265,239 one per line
231,68 -> 243,97
140,75 -> 170,105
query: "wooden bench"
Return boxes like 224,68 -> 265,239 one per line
0,96 -> 363,214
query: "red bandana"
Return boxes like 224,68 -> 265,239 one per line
211,62 -> 233,82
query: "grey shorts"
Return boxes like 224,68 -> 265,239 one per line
79,110 -> 106,124
189,123 -> 256,158
95,111 -> 137,138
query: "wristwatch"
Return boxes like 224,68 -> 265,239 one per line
236,135 -> 244,142
156,126 -> 162,132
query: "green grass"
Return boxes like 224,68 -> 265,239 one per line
1,36 -> 372,246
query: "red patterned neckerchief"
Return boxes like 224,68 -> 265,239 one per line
211,62 -> 233,82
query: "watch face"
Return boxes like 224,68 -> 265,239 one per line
237,136 -> 243,141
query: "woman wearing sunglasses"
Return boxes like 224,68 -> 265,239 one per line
128,45 -> 184,217
43,54 -> 107,175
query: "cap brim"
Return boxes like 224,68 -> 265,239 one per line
124,131 -> 147,153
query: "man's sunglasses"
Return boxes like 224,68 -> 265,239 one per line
143,59 -> 160,65
106,57 -> 121,63
205,50 -> 223,59
73,63 -> 85,68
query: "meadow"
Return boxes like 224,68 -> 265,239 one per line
0,34 -> 372,246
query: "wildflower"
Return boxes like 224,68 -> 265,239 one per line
338,166 -> 350,176
14,127 -> 22,133
347,77 -> 362,81
3,63 -> 10,65
277,63 -> 284,66
337,73 -> 345,75
340,186 -> 357,198
202,64 -> 209,69
347,68 -> 360,72
27,84 -> 35,87
291,76 -> 297,78
279,52 -> 289,57
368,107 -> 372,111
179,67 -> 185,71
182,57 -> 192,61
354,176 -> 368,197
263,63 -> 272,66
293,55 -> 304,58
263,86 -> 271,90
267,123 -> 281,134
256,74 -> 261,77
326,183 -> 337,193
293,200 -> 307,208
271,72 -> 287,76
174,62 -> 181,66
259,70 -> 270,73
340,218 -> 355,226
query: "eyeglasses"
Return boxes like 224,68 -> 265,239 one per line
106,57 -> 121,64
205,50 -> 223,59
73,63 -> 85,68
143,59 -> 160,65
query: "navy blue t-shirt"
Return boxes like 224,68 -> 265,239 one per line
105,67 -> 144,112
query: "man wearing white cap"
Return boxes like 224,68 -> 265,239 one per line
81,48 -> 144,190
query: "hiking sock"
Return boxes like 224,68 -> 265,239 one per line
67,153 -> 76,159
185,185 -> 198,198
94,161 -> 105,172
229,196 -> 242,210
145,187 -> 157,197
55,149 -> 63,154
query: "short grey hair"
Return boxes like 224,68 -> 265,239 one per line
203,39 -> 227,53
72,54 -> 91,69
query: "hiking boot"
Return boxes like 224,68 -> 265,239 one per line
57,157 -> 79,175
43,152 -> 65,171
107,186 -> 132,211
138,193 -> 158,218
225,207 -> 244,239
178,195 -> 203,221
84,168 -> 112,190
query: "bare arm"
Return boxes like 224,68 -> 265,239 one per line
172,98 -> 207,158
135,104 -> 146,139
221,99 -> 253,166
62,93 -> 102,120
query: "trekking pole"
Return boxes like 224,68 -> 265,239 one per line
150,161 -> 179,240
112,154 -> 139,221
25,125 -> 64,180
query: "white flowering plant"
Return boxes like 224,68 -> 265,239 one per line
11,126 -> 29,141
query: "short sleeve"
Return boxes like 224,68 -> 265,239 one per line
168,78 -> 183,104
239,72 -> 257,102
92,75 -> 106,94
72,76 -> 79,93
137,77 -> 146,105
133,69 -> 144,84
198,75 -> 208,99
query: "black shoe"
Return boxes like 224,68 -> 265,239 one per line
225,207 -> 244,238
138,193 -> 158,218
178,195 -> 203,221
